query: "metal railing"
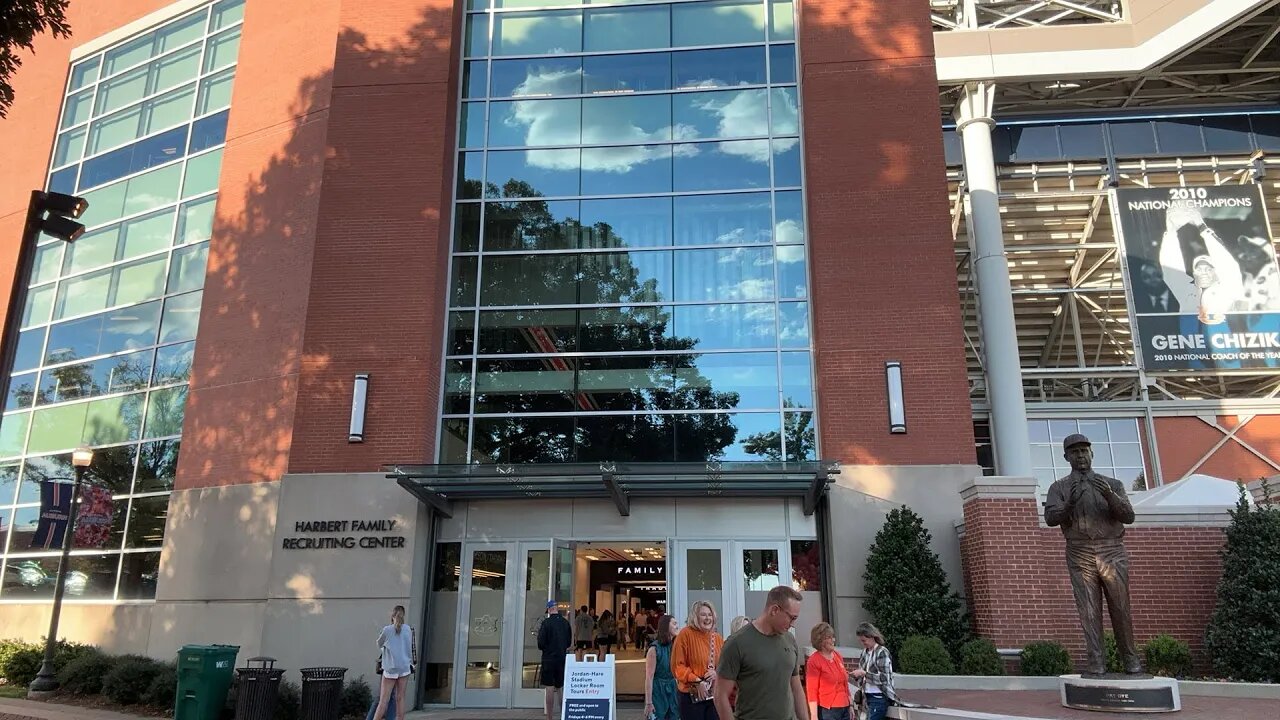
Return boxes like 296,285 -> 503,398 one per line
932,0 -> 1124,30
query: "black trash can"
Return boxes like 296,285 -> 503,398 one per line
299,667 -> 347,720
235,657 -> 285,720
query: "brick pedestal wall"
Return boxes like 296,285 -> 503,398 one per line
959,478 -> 1226,670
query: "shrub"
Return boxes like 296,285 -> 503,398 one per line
1205,481 -> 1280,683
57,649 -> 113,695
142,661 -> 178,709
102,655 -> 164,705
0,639 -> 31,676
958,638 -> 1003,676
341,676 -> 373,718
1021,641 -> 1072,676
1144,635 -> 1192,678
863,506 -> 971,658
274,679 -> 301,720
898,635 -> 954,675
52,640 -> 95,673
1103,631 -> 1123,674
1,644 -> 44,687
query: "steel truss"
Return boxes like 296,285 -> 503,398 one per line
931,0 -> 1122,31
948,2 -> 1280,113
954,153 -> 1280,405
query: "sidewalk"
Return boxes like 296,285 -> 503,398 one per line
0,697 -> 153,720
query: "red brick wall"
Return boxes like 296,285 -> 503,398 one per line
961,496 -> 1226,669
287,0 -> 459,473
176,0 -> 344,489
801,0 -> 973,466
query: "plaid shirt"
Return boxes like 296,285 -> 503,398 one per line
857,644 -> 897,703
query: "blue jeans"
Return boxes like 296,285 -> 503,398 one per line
867,693 -> 888,720
366,690 -> 397,720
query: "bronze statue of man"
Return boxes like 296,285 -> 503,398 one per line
1044,433 -> 1144,676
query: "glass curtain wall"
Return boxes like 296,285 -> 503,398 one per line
0,0 -> 244,601
443,0 -> 815,464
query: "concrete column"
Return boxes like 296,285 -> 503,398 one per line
955,83 -> 1032,477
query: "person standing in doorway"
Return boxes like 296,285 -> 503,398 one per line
619,609 -> 631,651
645,614 -> 680,720
574,605 -> 594,660
672,600 -> 724,720
371,605 -> 416,720
850,623 -> 896,720
537,601 -> 573,720
805,622 -> 851,720
597,610 -> 617,656
713,586 -> 806,720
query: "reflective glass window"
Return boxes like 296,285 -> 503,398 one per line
443,360 -> 473,414
22,286 -> 54,328
776,245 -> 807,299
677,352 -> 777,409
493,12 -> 583,56
134,439 -> 179,492
463,60 -> 488,98
671,303 -> 775,349
768,44 -> 796,84
489,99 -> 582,147
491,57 -> 581,98
672,47 -> 766,89
674,247 -> 773,302
70,57 -> 100,91
7,373 -> 36,411
454,203 -> 481,252
189,109 -> 229,153
673,193 -> 771,245
772,138 -> 802,186
153,342 -> 195,385
672,1 -> 766,47
121,209 -> 176,260
579,305 -> 670,353
447,312 -> 476,356
487,149 -> 581,197
582,95 -> 671,144
204,28 -> 241,72
212,0 -> 246,30
159,291 -> 202,344
460,103 -> 485,148
450,256 -> 478,308
168,242 -> 209,294
183,149 -> 222,197
584,6 -> 670,52
778,301 -> 808,346
769,0 -> 795,41
774,190 -> 804,244
14,329 -> 47,373
62,90 -> 94,129
484,200 -> 581,251
54,128 -> 86,167
465,14 -> 490,57
177,196 -> 217,245
583,53 -> 670,95
580,196 -> 672,248
45,302 -> 162,364
674,89 -> 769,140
457,152 -> 484,199
673,140 -> 770,191
581,145 -> 672,195
197,68 -> 236,115
476,359 -> 576,413
478,308 -> 579,354
144,386 -> 187,438
771,87 -> 799,135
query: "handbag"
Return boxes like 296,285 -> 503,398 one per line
692,633 -> 718,703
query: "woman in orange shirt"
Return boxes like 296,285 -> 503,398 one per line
670,600 -> 723,720
805,622 -> 853,720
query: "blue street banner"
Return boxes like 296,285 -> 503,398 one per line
31,480 -> 73,549
1113,184 -> 1280,371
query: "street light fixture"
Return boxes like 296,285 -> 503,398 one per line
27,446 -> 95,697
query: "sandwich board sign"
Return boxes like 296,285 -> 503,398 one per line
562,654 -> 615,720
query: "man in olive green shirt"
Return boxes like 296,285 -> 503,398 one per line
714,586 -> 809,720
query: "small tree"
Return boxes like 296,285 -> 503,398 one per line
863,505 -> 971,657
1204,480 -> 1280,682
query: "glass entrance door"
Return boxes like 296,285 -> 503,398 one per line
455,541 -> 567,708
455,544 -> 516,707
671,541 -> 793,630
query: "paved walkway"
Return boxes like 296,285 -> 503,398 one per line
0,698 -> 152,720
904,689 -> 1278,720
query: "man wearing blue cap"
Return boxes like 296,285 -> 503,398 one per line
538,600 -> 574,720
1044,433 -> 1144,677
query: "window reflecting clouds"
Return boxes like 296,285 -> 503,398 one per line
448,0 -> 811,463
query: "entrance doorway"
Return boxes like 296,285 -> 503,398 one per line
446,534 -> 816,708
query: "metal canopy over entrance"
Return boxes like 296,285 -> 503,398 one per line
386,460 -> 840,518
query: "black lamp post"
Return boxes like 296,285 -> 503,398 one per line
27,446 -> 95,696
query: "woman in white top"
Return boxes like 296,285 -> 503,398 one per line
372,605 -> 416,720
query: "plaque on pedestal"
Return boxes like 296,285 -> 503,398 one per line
1061,674 -> 1180,713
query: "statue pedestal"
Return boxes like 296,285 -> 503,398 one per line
1060,674 -> 1180,713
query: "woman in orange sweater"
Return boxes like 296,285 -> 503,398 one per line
670,600 -> 724,720
805,622 -> 852,720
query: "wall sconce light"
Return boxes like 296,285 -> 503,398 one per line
885,361 -> 907,434
349,374 -> 369,442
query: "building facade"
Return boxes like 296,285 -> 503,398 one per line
0,0 -> 1277,708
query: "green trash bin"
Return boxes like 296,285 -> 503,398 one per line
175,644 -> 240,720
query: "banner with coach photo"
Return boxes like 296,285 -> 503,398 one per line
1113,184 -> 1280,371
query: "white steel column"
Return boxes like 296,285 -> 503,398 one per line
955,82 -> 1033,477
